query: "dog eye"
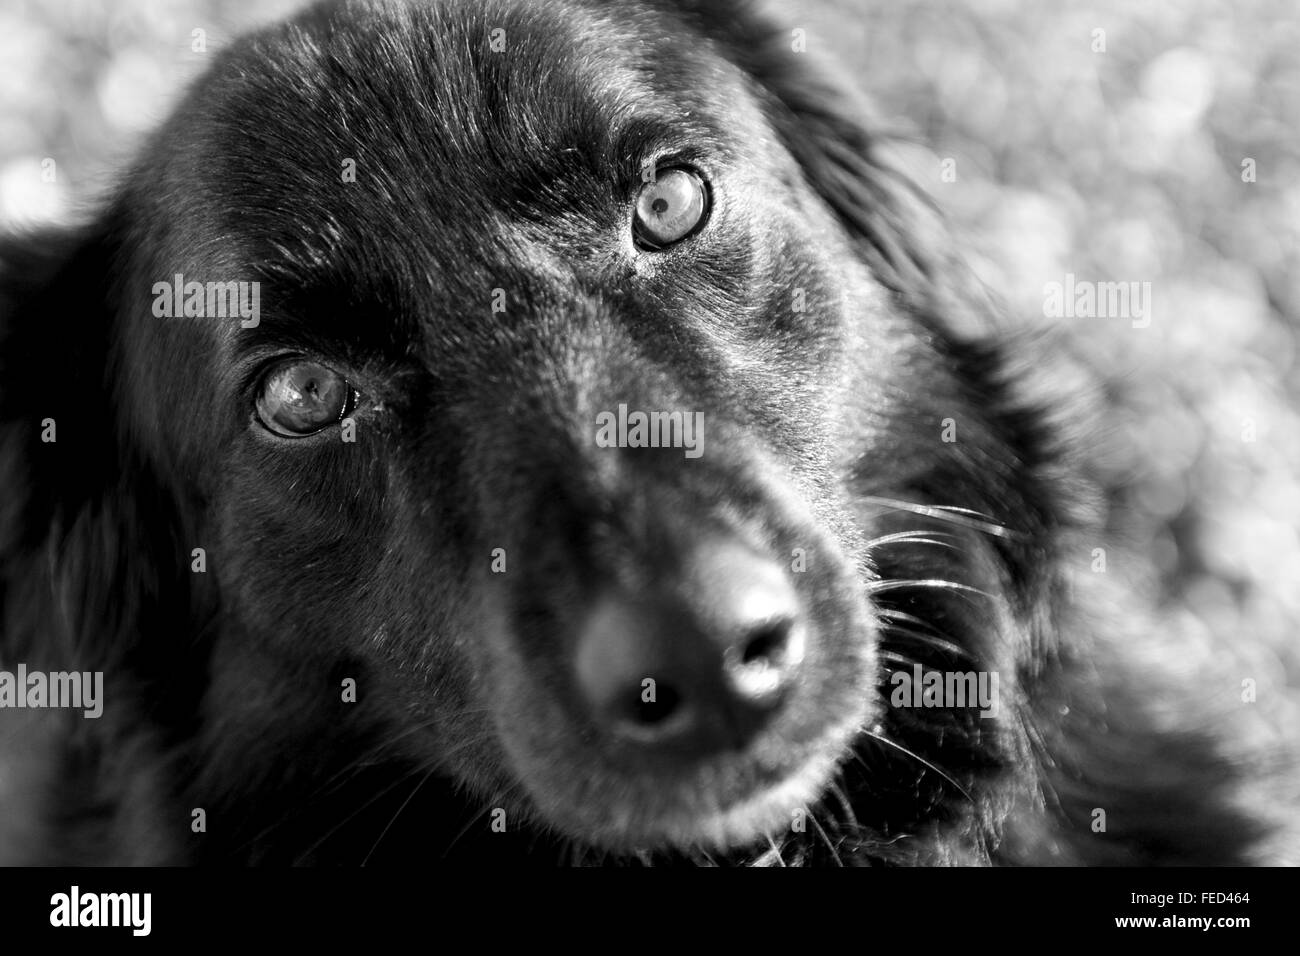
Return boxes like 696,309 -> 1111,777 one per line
634,168 -> 709,249
255,360 -> 355,437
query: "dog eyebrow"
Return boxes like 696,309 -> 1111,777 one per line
225,278 -> 419,369
606,113 -> 732,186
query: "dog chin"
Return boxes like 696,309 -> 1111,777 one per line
661,748 -> 851,853
573,705 -> 870,856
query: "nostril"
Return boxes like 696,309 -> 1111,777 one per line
575,595 -> 705,744
609,680 -> 698,744
724,616 -> 805,703
631,681 -> 682,726
740,618 -> 792,665
573,550 -> 809,753
691,537 -> 805,680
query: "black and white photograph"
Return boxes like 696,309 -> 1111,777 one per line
0,0 -> 1295,933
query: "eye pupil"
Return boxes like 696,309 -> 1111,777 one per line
651,197 -> 669,215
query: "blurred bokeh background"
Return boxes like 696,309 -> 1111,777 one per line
1,0 -> 1296,751
804,0 -> 1300,741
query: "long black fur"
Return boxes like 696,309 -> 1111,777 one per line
0,0 -> 1286,866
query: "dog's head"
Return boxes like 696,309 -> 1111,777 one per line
2,0 -> 1064,861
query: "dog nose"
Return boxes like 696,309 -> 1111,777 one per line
573,540 -> 805,755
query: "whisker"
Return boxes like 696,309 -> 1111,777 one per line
569,841 -> 589,867
693,847 -> 720,866
361,765 -> 437,866
236,722 -> 443,853
860,496 -> 1020,539
857,728 -> 974,804
867,578 -> 994,601
807,811 -> 844,866
752,835 -> 787,867
879,649 -> 918,668
440,785 -> 522,859
292,764 -> 434,864
882,625 -> 971,661
297,707 -> 490,808
877,607 -> 940,629
306,718 -> 442,793
435,732 -> 501,759
827,782 -> 860,832
865,530 -> 960,550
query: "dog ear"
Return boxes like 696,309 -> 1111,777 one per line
0,224 -> 119,564
0,218 -> 195,667
1,219 -> 197,863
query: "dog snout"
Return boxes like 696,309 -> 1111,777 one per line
573,537 -> 806,757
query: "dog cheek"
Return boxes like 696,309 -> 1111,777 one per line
209,446 -> 386,656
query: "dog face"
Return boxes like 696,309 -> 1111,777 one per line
141,0 -> 912,850
4,0 -> 1086,865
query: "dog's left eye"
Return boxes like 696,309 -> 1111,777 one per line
255,360 -> 356,437
634,168 -> 709,249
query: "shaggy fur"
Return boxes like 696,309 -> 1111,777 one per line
0,0 -> 1285,865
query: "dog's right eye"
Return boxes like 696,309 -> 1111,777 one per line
634,167 -> 709,249
255,360 -> 355,437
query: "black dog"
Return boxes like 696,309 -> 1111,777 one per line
0,0 -> 1277,865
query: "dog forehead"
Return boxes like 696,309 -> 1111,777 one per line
200,0 -> 719,194
124,0 -> 762,362
167,0 -> 743,283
